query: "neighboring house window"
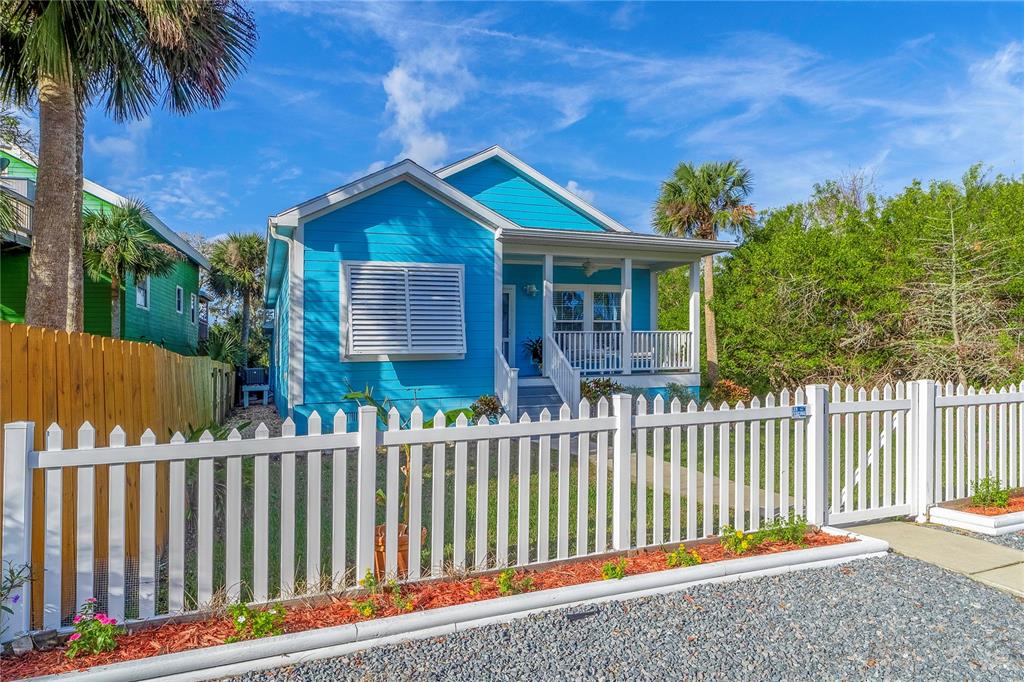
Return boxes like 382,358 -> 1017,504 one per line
342,262 -> 466,356
190,293 -> 197,324
135,276 -> 151,309
175,286 -> 184,314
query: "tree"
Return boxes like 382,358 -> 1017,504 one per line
0,1 -> 257,331
83,199 -> 182,339
209,234 -> 266,365
653,160 -> 755,385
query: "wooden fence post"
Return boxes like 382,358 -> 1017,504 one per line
915,379 -> 937,522
2,421 -> 35,640
355,406 -> 378,581
611,393 -> 632,550
805,384 -> 829,527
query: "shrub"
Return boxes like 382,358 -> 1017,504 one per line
971,477 -> 1010,508
470,394 -> 503,421
707,379 -> 752,406
352,597 -> 378,618
666,546 -> 702,568
757,516 -> 808,545
1,563 -> 30,638
666,382 -> 699,404
580,377 -> 624,403
65,599 -> 120,659
601,558 -> 628,580
226,602 -> 286,643
496,568 -> 534,595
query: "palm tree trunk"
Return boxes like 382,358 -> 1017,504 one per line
110,276 -> 122,339
65,105 -> 85,332
26,76 -> 78,330
240,290 -> 251,365
702,254 -> 719,386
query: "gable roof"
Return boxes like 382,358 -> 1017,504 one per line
0,144 -> 209,269
269,158 -> 523,232
435,146 -> 632,234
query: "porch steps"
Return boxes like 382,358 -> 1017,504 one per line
516,380 -> 564,422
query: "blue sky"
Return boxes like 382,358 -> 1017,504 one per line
76,1 -> 1023,239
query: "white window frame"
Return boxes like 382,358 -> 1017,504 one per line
175,285 -> 184,314
501,285 -> 516,364
340,260 -> 467,361
135,276 -> 151,310
190,293 -> 197,324
553,283 -> 622,333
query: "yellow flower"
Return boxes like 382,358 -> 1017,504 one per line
741,541 -> 749,550
735,530 -> 743,538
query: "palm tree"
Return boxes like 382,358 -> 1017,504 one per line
209,233 -> 266,364
653,161 -> 755,385
0,1 -> 257,331
83,199 -> 183,339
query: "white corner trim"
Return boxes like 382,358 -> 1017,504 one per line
288,224 -> 304,414
52,533 -> 886,682
493,237 -> 503,396
436,146 -> 633,234
271,160 -> 520,235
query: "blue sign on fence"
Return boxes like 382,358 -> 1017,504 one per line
791,405 -> 808,420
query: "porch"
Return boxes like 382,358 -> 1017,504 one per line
495,227 -> 725,414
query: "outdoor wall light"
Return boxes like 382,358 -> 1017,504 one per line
522,284 -> 538,297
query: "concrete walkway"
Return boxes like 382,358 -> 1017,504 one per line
849,521 -> 1024,598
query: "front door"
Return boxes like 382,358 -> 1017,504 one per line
502,286 -> 516,364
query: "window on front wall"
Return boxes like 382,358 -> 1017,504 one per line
175,286 -> 184,314
343,262 -> 466,356
135,276 -> 150,309
553,290 -> 584,331
592,291 -> 621,332
190,293 -> 197,324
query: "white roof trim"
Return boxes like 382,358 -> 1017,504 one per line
1,143 -> 209,269
435,145 -> 633,234
500,226 -> 737,263
270,159 -> 522,233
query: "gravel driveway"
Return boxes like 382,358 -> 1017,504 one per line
229,554 -> 1023,681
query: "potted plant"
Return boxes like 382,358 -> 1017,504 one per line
523,337 -> 543,371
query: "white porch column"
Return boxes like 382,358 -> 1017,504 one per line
688,262 -> 700,374
543,254 -> 553,377
621,257 -> 632,375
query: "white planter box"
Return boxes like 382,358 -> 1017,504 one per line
929,505 -> 1024,536
26,528 -> 886,682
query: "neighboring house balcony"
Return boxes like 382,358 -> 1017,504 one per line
0,176 -> 34,241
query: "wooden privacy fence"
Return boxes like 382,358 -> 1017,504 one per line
0,322 -> 235,626
3,379 -> 1021,638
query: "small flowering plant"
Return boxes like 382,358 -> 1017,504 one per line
65,598 -> 120,659
720,526 -> 755,555
225,602 -> 286,643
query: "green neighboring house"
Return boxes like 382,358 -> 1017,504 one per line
0,145 -> 210,355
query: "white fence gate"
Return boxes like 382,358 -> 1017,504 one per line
2,379 -> 1022,640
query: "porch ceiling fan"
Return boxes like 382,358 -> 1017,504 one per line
582,259 -> 605,278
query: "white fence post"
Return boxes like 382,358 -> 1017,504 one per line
611,393 -> 632,550
355,406 -> 378,581
805,385 -> 829,527
2,421 -> 35,640
915,379 -> 937,522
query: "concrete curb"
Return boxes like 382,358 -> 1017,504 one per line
30,530 -> 888,682
929,506 -> 1024,536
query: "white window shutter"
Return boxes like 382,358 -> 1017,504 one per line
345,263 -> 465,356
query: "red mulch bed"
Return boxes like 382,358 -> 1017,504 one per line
2,531 -> 851,680
962,493 -> 1024,516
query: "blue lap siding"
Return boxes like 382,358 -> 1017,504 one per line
445,158 -> 607,232
296,181 -> 495,431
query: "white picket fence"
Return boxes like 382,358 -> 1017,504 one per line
2,379 -> 1022,639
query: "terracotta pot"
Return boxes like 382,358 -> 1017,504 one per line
374,523 -> 427,579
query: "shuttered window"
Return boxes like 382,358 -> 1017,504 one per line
344,262 -> 466,356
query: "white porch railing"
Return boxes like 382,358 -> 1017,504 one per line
496,347 -> 519,417
552,330 -> 693,374
546,334 -> 581,411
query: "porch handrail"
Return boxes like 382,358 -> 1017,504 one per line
546,334 -> 580,413
630,330 -> 692,372
495,347 -> 519,418
553,330 -> 623,374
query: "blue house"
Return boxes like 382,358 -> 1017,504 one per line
264,146 -> 734,431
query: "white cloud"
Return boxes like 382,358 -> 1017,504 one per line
87,118 -> 151,167
124,167 -> 232,225
565,180 -> 596,203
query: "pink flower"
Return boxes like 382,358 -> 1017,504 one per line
73,615 -> 83,624
68,633 -> 81,642
85,597 -> 97,604
95,614 -> 111,625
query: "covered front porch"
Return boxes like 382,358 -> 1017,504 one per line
495,227 -> 731,412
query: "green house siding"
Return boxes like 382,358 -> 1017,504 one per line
0,150 -> 201,353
